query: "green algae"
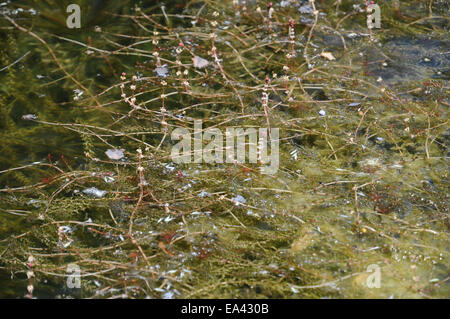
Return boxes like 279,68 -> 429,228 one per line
0,0 -> 448,298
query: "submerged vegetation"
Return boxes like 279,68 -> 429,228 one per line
0,0 -> 448,298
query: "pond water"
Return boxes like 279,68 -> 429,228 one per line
0,0 -> 448,298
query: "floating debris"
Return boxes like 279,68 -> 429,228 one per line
198,190 -> 211,198
105,149 -> 124,160
359,157 -> 382,168
73,89 -> 84,101
158,215 -> 175,223
164,163 -> 176,172
155,65 -> 169,77
320,52 -> 336,61
82,187 -> 107,198
103,176 -> 115,183
299,4 -> 313,14
64,240 -> 74,248
22,114 -> 38,121
231,195 -> 246,206
58,226 -> 72,233
192,56 -> 209,69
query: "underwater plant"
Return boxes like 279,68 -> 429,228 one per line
0,0 -> 448,298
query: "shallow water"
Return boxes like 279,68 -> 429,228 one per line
0,0 -> 448,298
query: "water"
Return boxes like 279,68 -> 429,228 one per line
0,0 -> 448,298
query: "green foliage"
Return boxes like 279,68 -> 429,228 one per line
0,0 -> 448,298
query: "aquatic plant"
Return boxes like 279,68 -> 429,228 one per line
0,0 -> 448,298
